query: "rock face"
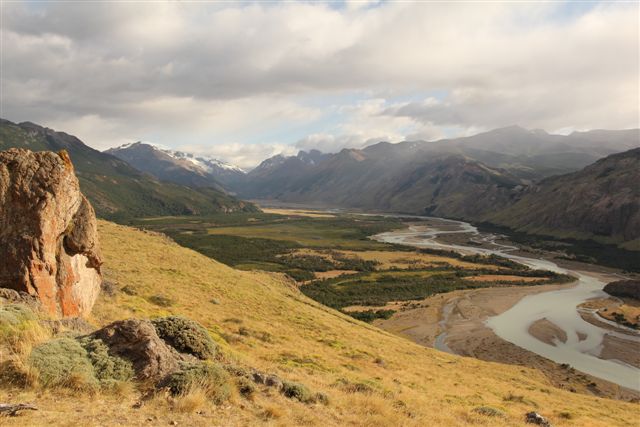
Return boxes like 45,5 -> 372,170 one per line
0,148 -> 102,317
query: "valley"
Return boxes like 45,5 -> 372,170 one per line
128,207 -> 639,400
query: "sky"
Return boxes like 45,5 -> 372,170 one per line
1,1 -> 638,169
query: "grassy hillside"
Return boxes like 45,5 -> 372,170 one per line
0,119 -> 257,219
2,221 -> 636,426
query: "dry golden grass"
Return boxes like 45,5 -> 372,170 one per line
581,298 -> 640,326
313,270 -> 359,280
2,220 -> 636,426
292,248 -> 495,271
261,208 -> 336,218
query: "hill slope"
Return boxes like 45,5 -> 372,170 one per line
489,148 -> 640,248
2,220 -> 637,425
0,119 -> 256,219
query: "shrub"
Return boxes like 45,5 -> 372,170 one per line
281,380 -> 314,403
161,362 -> 231,404
335,378 -> 375,394
348,309 -> 395,323
78,337 -> 134,383
0,304 -> 46,354
0,304 -> 36,325
28,337 -> 98,390
147,294 -> 173,307
473,406 -> 506,418
151,316 -> 216,359
235,375 -> 256,398
313,391 -> 329,405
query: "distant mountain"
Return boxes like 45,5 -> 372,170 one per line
239,145 -> 526,218
239,127 -> 638,197
0,119 -> 257,219
437,126 -> 639,180
106,142 -> 246,188
489,148 -> 640,248
235,127 -> 639,246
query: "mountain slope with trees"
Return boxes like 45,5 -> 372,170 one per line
0,119 -> 257,219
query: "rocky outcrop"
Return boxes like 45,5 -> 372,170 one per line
0,148 -> 102,317
88,319 -> 184,382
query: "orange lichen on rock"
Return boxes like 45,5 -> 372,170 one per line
0,148 -> 102,317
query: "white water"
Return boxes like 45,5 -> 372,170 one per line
373,218 -> 640,391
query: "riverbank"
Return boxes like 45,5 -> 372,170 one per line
375,282 -> 640,401
372,219 -> 640,400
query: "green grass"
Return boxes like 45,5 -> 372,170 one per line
205,220 -> 397,249
126,213 -> 404,279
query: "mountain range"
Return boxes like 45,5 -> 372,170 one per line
0,119 -> 257,219
232,126 -> 639,247
1,119 -> 637,247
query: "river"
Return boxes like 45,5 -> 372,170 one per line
372,217 -> 640,391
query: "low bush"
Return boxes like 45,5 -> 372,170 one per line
281,380 -> 314,403
151,316 -> 217,359
348,309 -> 395,323
473,406 -> 506,418
28,337 -> 97,391
78,337 -> 134,383
0,304 -> 47,354
161,362 -> 231,404
147,294 -> 173,307
235,375 -> 256,398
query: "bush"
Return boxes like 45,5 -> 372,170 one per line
313,391 -> 329,405
147,294 -> 173,307
78,337 -> 134,383
161,362 -> 231,404
348,309 -> 395,323
0,304 -> 45,353
0,304 -> 36,325
151,316 -> 217,359
235,375 -> 256,398
281,381 -> 314,403
335,378 -> 375,394
29,337 -> 97,390
473,406 -> 506,417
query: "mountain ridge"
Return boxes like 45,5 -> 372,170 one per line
107,142 -> 246,188
0,119 -> 257,219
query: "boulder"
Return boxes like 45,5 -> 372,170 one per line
525,412 -> 552,427
0,148 -> 102,317
88,319 -> 185,382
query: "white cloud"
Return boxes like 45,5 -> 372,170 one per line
1,1 -> 637,167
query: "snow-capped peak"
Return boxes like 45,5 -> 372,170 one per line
160,148 -> 246,174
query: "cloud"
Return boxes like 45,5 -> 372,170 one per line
1,1 -> 637,167
180,142 -> 298,171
